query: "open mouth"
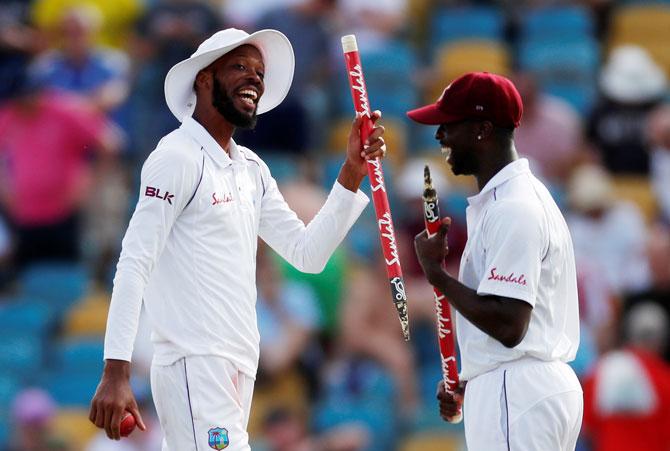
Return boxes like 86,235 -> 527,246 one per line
237,88 -> 258,108
441,145 -> 454,166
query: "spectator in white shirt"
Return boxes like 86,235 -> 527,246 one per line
566,163 -> 651,294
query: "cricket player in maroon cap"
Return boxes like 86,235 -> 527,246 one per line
409,72 -> 583,450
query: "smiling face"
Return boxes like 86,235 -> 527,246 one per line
204,44 -> 265,129
435,120 -> 481,176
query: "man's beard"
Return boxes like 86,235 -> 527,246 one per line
212,77 -> 258,129
450,148 -> 478,176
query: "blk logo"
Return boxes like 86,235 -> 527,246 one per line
145,186 -> 174,205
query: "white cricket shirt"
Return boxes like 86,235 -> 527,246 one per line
104,117 -> 369,376
457,158 -> 579,381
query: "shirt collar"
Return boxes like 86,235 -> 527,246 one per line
467,158 -> 530,206
180,116 -> 243,167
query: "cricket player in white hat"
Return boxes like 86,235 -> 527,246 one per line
89,28 -> 387,449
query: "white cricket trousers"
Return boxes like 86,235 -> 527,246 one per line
150,356 -> 255,451
463,358 -> 583,451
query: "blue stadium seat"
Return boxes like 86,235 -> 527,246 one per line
41,338 -> 103,408
336,41 -> 418,119
43,370 -> 100,407
0,297 -> 54,335
360,43 -> 417,118
521,6 -> 594,41
518,38 -> 600,114
58,338 -> 104,375
519,38 -> 600,76
19,263 -> 89,311
431,7 -> 505,53
0,334 -> 43,379
0,373 -> 21,407
0,416 -> 8,449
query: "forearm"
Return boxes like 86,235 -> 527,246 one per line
337,161 -> 365,193
260,181 -> 368,273
428,269 -> 527,347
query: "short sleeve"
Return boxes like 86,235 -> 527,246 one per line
476,200 -> 547,306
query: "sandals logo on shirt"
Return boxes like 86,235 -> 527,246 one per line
487,267 -> 527,286
208,427 -> 229,449
212,192 -> 233,205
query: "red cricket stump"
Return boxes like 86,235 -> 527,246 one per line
341,34 -> 410,341
423,165 -> 462,423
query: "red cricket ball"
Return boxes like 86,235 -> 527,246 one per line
120,412 -> 136,437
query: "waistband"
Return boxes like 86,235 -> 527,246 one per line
484,356 -> 562,376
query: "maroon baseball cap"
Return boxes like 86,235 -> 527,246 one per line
407,72 -> 523,128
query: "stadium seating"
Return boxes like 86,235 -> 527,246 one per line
0,296 -> 54,335
58,337 -> 105,373
609,4 -> 670,42
328,116 -> 408,167
608,4 -> 670,76
0,374 -> 19,442
611,175 -> 659,224
514,4 -> 600,115
0,421 -> 6,449
400,432 -> 463,451
43,369 -> 100,408
0,334 -> 44,380
520,5 -> 594,42
42,338 -> 104,407
0,374 -> 19,408
428,39 -> 511,102
336,41 -> 418,120
52,409 -> 99,449
19,263 -> 89,313
430,6 -> 505,54
64,290 -> 109,338
518,38 -> 600,115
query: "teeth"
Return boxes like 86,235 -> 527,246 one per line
441,146 -> 452,163
238,89 -> 258,101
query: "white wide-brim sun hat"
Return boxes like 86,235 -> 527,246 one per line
164,28 -> 294,122
600,45 -> 667,104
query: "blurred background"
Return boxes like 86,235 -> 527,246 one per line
1,0 -> 670,449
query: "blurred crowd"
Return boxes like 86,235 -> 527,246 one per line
1,0 -> 670,450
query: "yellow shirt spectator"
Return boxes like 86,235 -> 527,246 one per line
32,0 -> 143,48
